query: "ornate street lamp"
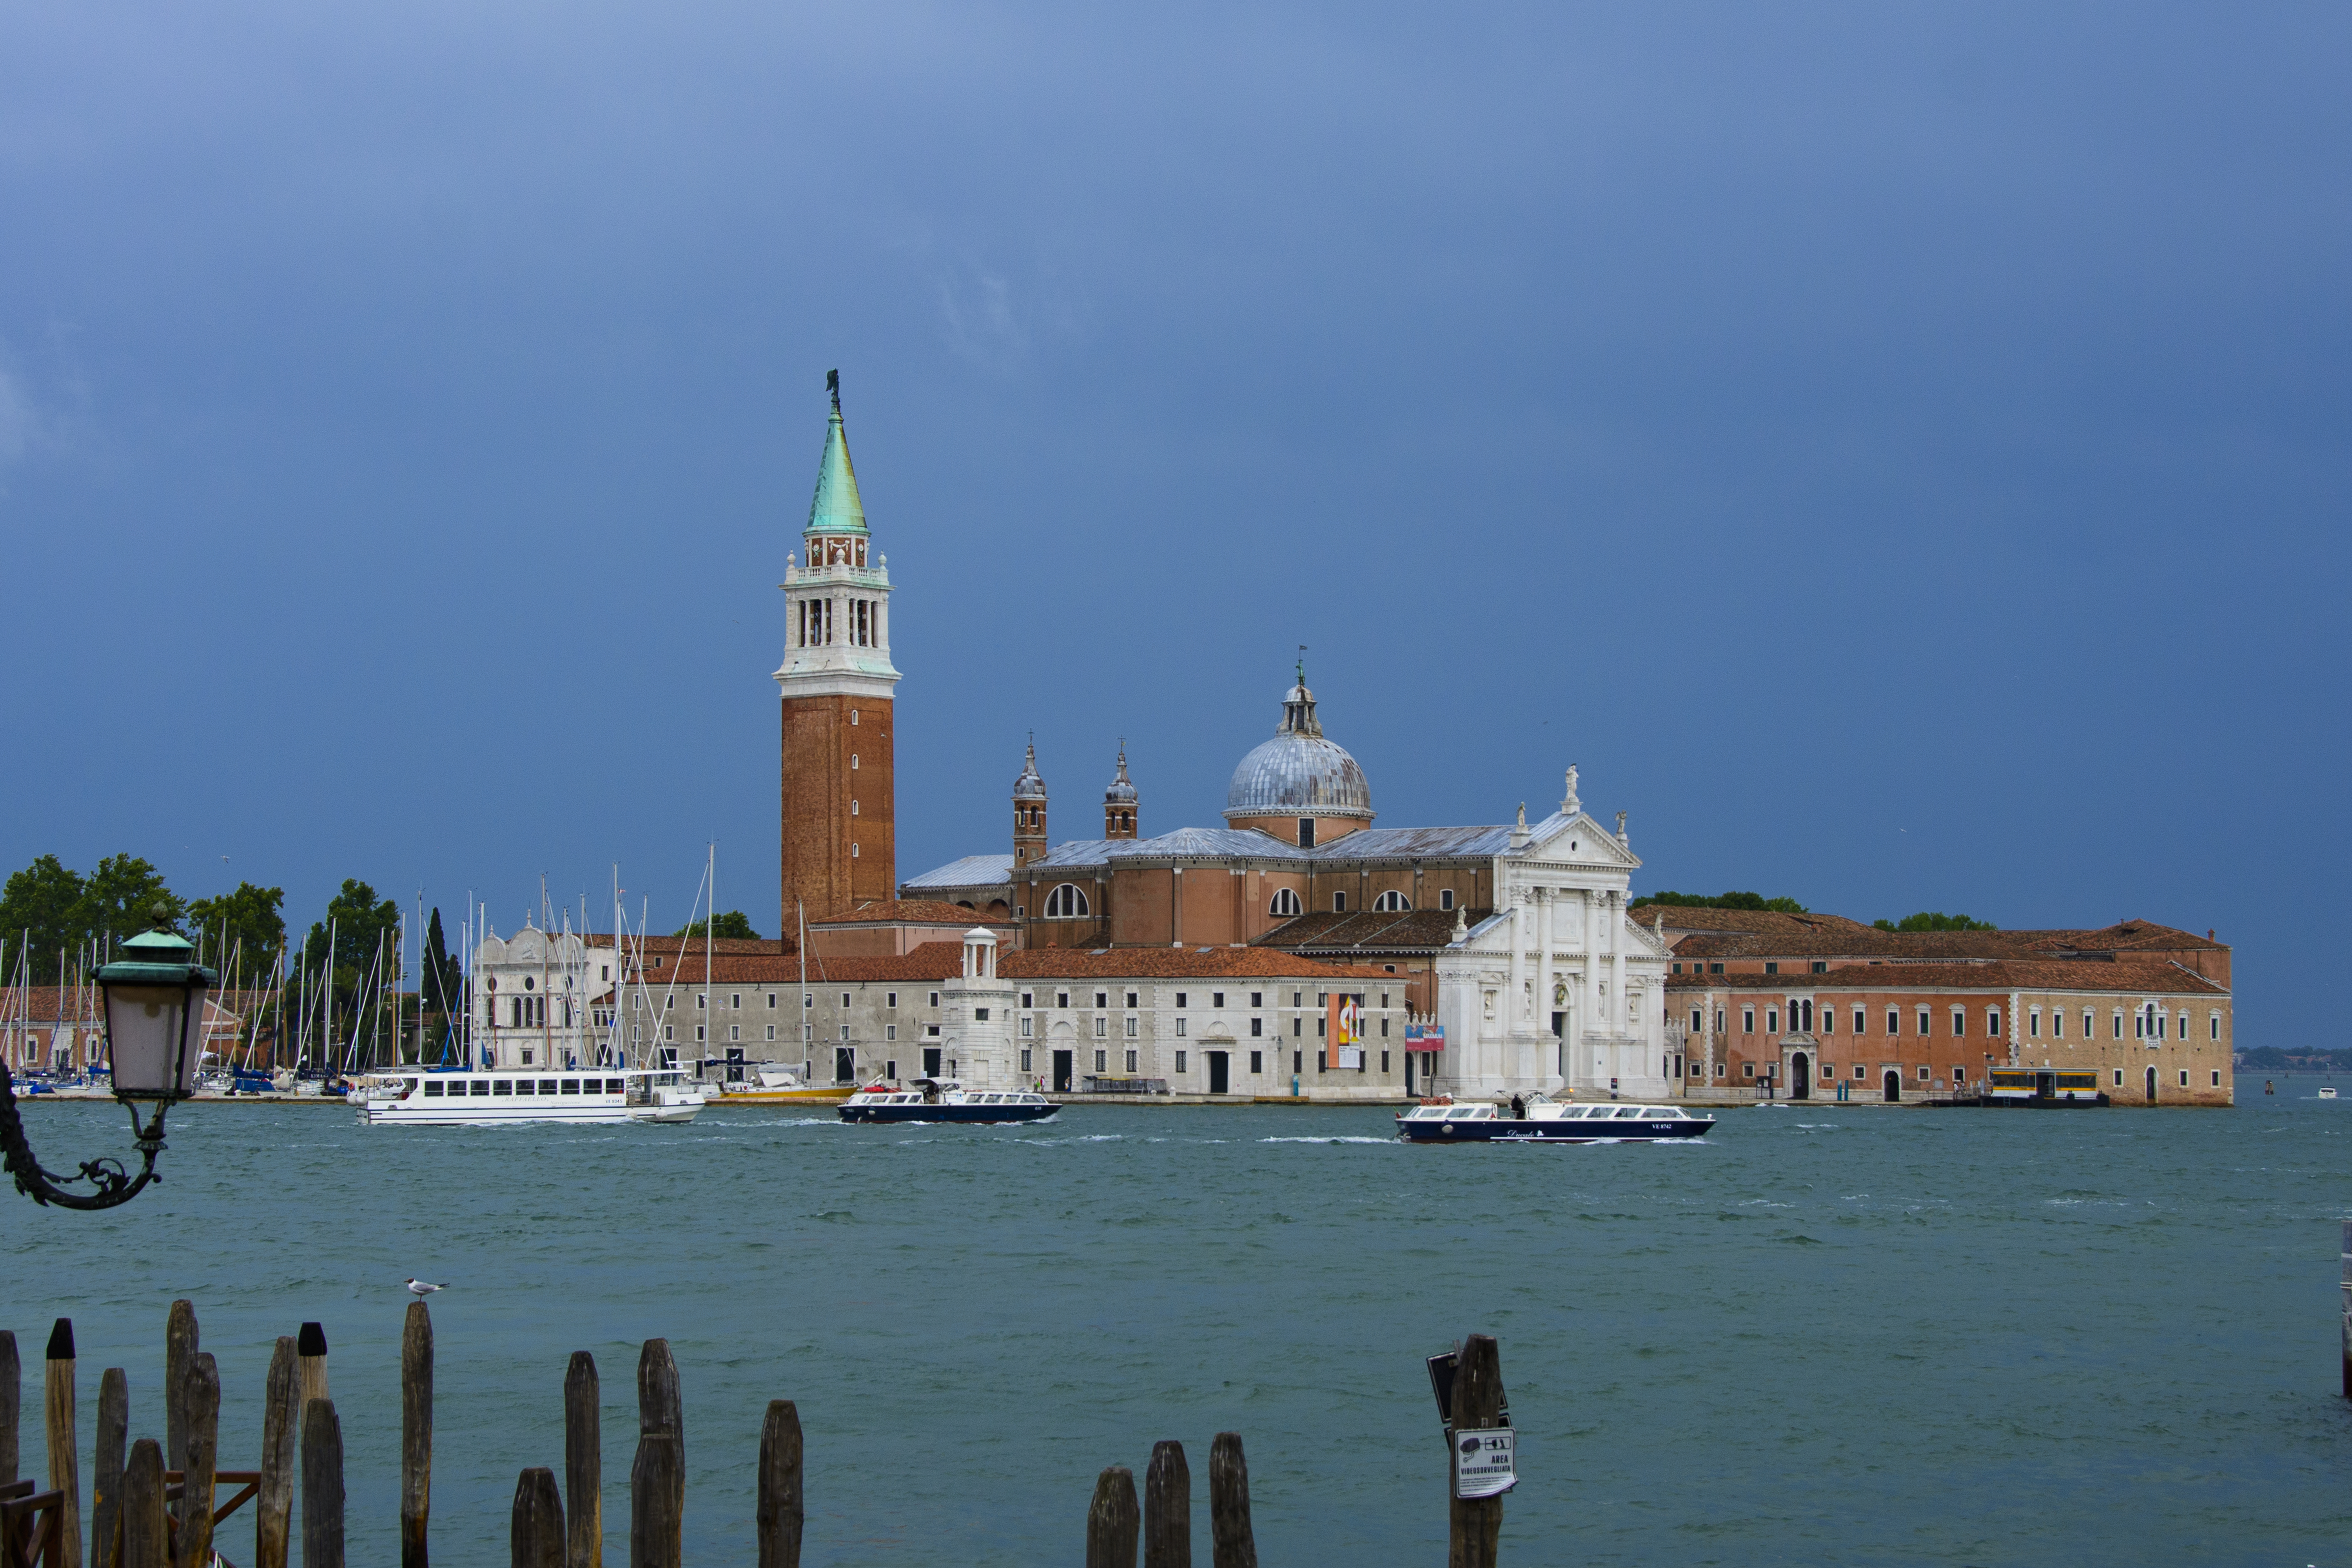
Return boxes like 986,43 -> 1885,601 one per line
0,906 -> 214,1209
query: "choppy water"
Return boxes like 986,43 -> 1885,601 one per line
5,1078 -> 2350,1566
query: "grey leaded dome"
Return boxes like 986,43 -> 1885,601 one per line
1223,682 -> 1373,822
1105,744 -> 1138,804
1013,742 -> 1047,802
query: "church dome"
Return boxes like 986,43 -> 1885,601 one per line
1222,681 -> 1373,822
1104,745 -> 1138,805
1013,742 -> 1047,802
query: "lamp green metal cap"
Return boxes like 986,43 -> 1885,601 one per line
804,369 -> 869,537
98,907 -> 218,987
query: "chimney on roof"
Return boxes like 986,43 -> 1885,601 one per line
2208,929 -> 2214,940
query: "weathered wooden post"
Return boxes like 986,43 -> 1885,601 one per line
563,1353 -> 598,1568
0,1330 -> 18,1486
630,1339 -> 682,1568
176,1354 -> 219,1568
1446,1334 -> 1506,1568
1207,1434 -> 1256,1568
510,1468 -> 564,1568
93,1368 -> 128,1568
256,1336 -> 299,1568
402,1303 -> 433,1568
2340,1216 -> 2350,1400
46,1319 -> 81,1568
1144,1441 -> 1189,1568
297,1324 -> 330,1411
755,1399 -> 801,1568
164,1300 -> 197,1518
122,1441 -> 167,1568
300,1398 -> 343,1568
1086,1467 -> 1140,1568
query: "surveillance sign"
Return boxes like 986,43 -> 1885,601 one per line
1451,1427 -> 1517,1499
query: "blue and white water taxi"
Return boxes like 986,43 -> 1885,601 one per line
837,1080 -> 1058,1126
1395,1094 -> 1713,1143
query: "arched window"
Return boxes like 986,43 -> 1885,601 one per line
1268,887 -> 1302,917
1044,884 -> 1091,918
1372,890 -> 1410,912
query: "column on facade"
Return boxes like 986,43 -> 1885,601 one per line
1506,897 -> 1526,1029
1581,889 -> 1600,1072
1607,892 -> 1627,1036
1534,888 -> 1555,1078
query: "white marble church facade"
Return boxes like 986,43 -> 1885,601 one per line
1428,773 -> 1673,1101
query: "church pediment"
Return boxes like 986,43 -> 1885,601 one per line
1515,811 -> 1640,869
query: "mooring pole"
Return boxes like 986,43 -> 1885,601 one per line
300,1397 -> 344,1568
177,1353 -> 220,1568
402,1303 -> 433,1568
0,1329 -> 17,1488
1085,1466 -> 1139,1568
1206,1434 -> 1256,1568
1143,1441 -> 1189,1568
754,1400 -> 801,1568
256,1337 -> 299,1568
164,1300 -> 198,1521
122,1441 -> 166,1568
1447,1334 -> 1506,1568
93,1368 -> 128,1568
46,1319 -> 81,1568
563,1353 -> 598,1568
2340,1216 -> 2350,1400
510,1468 -> 564,1568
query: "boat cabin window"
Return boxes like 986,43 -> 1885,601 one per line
423,1081 -> 445,1096
607,1078 -> 625,1093
493,1080 -> 512,1095
1614,1107 -> 1644,1118
561,1079 -> 580,1094
541,1079 -> 559,1094
517,1080 -> 535,1095
1446,1107 -> 1483,1119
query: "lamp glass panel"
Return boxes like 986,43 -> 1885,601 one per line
104,982 -> 203,1096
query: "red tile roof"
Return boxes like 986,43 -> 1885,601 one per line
1666,959 -> 2225,996
1002,947 -> 1402,982
808,900 -> 1015,929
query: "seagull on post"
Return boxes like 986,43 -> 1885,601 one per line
405,1278 -> 448,1297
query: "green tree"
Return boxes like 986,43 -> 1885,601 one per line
80,853 -> 184,951
1872,911 -> 1998,933
185,882 -> 287,979
420,907 -> 465,1022
298,879 -> 401,1020
1631,890 -> 1809,915
675,911 -> 760,940
0,855 -> 87,981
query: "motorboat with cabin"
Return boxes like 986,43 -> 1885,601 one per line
1395,1094 -> 1713,1143
837,1079 -> 1057,1125
356,1067 -> 705,1125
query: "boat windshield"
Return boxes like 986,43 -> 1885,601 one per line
1446,1107 -> 1488,1119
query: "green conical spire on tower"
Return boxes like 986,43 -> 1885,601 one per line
805,368 -> 869,537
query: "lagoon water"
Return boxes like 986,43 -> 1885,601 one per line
6,1080 -> 2349,1566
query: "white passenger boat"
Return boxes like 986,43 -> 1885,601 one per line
1395,1094 -> 1713,1143
837,1080 -> 1057,1125
356,1068 -> 704,1125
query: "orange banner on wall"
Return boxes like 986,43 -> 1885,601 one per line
1326,995 -> 1360,1048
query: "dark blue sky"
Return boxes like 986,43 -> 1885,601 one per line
2,3 -> 2342,1034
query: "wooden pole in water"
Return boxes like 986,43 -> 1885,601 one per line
1,1329 -> 19,1488
47,1318 -> 82,1568
300,1398 -> 343,1568
164,1300 -> 197,1518
627,1434 -> 681,1568
256,1337 -> 299,1568
1086,1467 -> 1140,1568
1144,1441 -> 1189,1568
563,1353 -> 599,1568
93,1368 -> 127,1568
402,1303 -> 432,1568
2341,1217 -> 2351,1400
634,1337 -> 683,1561
1446,1335 -> 1506,1568
122,1440 -> 166,1568
176,1354 -> 219,1568
754,1400 -> 801,1568
510,1468 -> 564,1568
296,1324 -> 329,1412
1207,1434 -> 1256,1568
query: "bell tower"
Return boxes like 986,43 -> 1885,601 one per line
1103,742 -> 1138,839
1013,740 -> 1048,869
777,371 -> 901,933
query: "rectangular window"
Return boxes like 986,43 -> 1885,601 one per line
886,1025 -> 897,1041
731,993 -> 741,1009
1019,992 -> 1031,1009
1126,1049 -> 1139,1072
2084,1009 -> 2094,1038
1176,1019 -> 1187,1036
2030,1008 -> 2041,1038
1951,1008 -> 1965,1037
1917,1008 -> 1930,1035
887,992 -> 898,1009
1381,1051 -> 1390,1072
929,992 -> 940,1007
1125,1017 -> 1138,1037
696,993 -> 706,1009
1332,891 -> 1346,912
1317,1017 -> 1327,1036
2179,1069 -> 2190,1087
729,1025 -> 740,1042
1020,1049 -> 1032,1071
1743,1008 -> 1755,1034
1987,1008 -> 2001,1037
1767,1007 -> 1779,1034
1317,1051 -> 1327,1071
1691,1009 -> 1704,1032
1764,962 -> 1778,976
1250,1018 -> 1263,1037
1175,1051 -> 1187,1073
767,993 -> 777,1009
1213,992 -> 1225,1009
1293,1050 -> 1303,1073
840,1025 -> 851,1041
1292,1018 -> 1302,1036
2210,1069 -> 2221,1087
1250,992 -> 1263,1008
2210,1012 -> 2220,1041
1743,1062 -> 1754,1078
1127,991 -> 1140,1009
1820,1008 -> 1834,1035
1094,1049 -> 1107,1072
1020,1017 -> 1032,1037
2052,1008 -> 2063,1038
1850,1007 -> 1863,1034
2112,1012 -> 2123,1039
1250,1050 -> 1263,1074
1715,1009 -> 1725,1034
1885,1008 -> 1897,1035
1096,991 -> 1109,1009
1176,993 -> 1188,1009
2114,1069 -> 2124,1085
695,1026 -> 706,1042
1094,1018 -> 1107,1038
1919,1065 -> 1931,1080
